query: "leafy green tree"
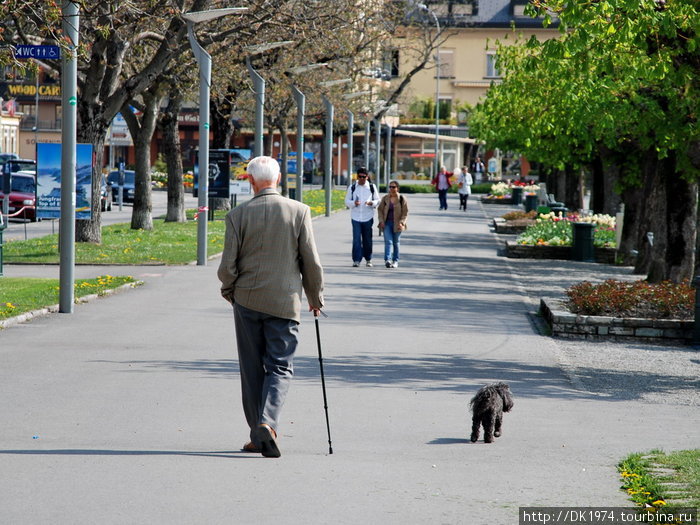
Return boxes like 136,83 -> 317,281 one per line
470,0 -> 699,282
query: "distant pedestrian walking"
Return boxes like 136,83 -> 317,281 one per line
217,156 -> 325,458
344,167 -> 380,267
457,166 -> 473,211
431,166 -> 452,210
471,156 -> 485,183
377,180 -> 409,268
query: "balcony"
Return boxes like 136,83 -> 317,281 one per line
19,115 -> 62,131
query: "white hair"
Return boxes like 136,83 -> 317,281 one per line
247,156 -> 280,183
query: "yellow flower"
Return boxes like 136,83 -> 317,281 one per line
652,500 -> 666,506
5,302 -> 16,309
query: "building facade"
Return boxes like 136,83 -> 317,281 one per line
388,0 -> 559,177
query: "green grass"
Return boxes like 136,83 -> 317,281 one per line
0,275 -> 139,320
619,449 -> 700,509
3,220 -> 227,265
303,189 -> 346,216
4,192 -> 346,265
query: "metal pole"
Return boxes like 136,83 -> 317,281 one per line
373,119 -> 380,185
187,21 -> 212,266
364,119 -> 370,172
386,123 -> 392,187
434,49 -> 440,175
59,0 -> 79,313
421,6 -> 441,176
323,96 -> 333,217
247,57 -> 265,158
346,110 -> 354,186
292,85 -> 305,203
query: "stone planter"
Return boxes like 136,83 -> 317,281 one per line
539,298 -> 693,343
492,217 -> 535,234
505,241 -> 616,263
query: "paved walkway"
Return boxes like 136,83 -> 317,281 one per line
0,193 -> 698,524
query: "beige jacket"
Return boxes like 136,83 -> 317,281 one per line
377,194 -> 409,233
217,188 -> 324,322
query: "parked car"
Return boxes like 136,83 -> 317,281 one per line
0,171 -> 37,221
2,158 -> 37,173
106,169 -> 135,204
0,153 -> 19,163
99,175 -> 113,211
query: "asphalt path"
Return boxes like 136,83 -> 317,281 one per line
0,193 -> 697,524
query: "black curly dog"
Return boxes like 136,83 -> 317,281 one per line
469,382 -> 514,443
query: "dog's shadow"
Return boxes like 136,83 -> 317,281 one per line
427,437 -> 472,445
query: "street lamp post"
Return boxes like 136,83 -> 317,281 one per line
346,110 -> 353,186
319,79 -> 351,215
373,119 -> 381,184
245,41 -> 294,158
291,86 -> 305,202
183,7 -> 247,267
340,91 -> 369,188
385,122 -> 392,185
289,63 -> 326,203
417,3 -> 441,176
322,95 -> 333,217
364,118 -> 370,171
59,0 -> 79,313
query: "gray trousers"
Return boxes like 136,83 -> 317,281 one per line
233,304 -> 299,438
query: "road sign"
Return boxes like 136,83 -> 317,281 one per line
13,45 -> 61,60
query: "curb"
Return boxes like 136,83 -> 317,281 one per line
0,281 -> 142,330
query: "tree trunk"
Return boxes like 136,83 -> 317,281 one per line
211,95 -> 237,150
647,152 -> 697,283
75,121 -> 107,244
160,92 -> 186,223
590,154 -> 605,214
634,151 -> 663,276
618,183 -> 643,268
121,89 -> 162,231
554,169 -> 566,205
563,164 -> 582,211
280,124 -> 289,197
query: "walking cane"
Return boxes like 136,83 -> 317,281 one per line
314,310 -> 333,454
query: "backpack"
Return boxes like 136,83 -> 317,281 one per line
350,182 -> 377,198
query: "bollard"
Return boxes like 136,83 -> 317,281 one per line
511,186 -> 523,205
693,276 -> 700,345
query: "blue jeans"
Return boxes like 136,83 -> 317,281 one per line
352,219 -> 373,263
383,221 -> 401,263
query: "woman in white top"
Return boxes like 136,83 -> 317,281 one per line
457,166 -> 473,211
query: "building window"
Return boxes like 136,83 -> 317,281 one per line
486,51 -> 501,78
437,49 -> 455,78
382,48 -> 400,77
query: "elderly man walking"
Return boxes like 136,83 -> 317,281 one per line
218,156 -> 325,458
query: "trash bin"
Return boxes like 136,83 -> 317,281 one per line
572,222 -> 596,262
524,193 -> 538,212
511,186 -> 523,205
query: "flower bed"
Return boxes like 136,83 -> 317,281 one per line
505,241 -> 616,263
482,180 -> 540,204
540,280 -> 694,343
516,212 -> 616,248
539,298 -> 693,343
